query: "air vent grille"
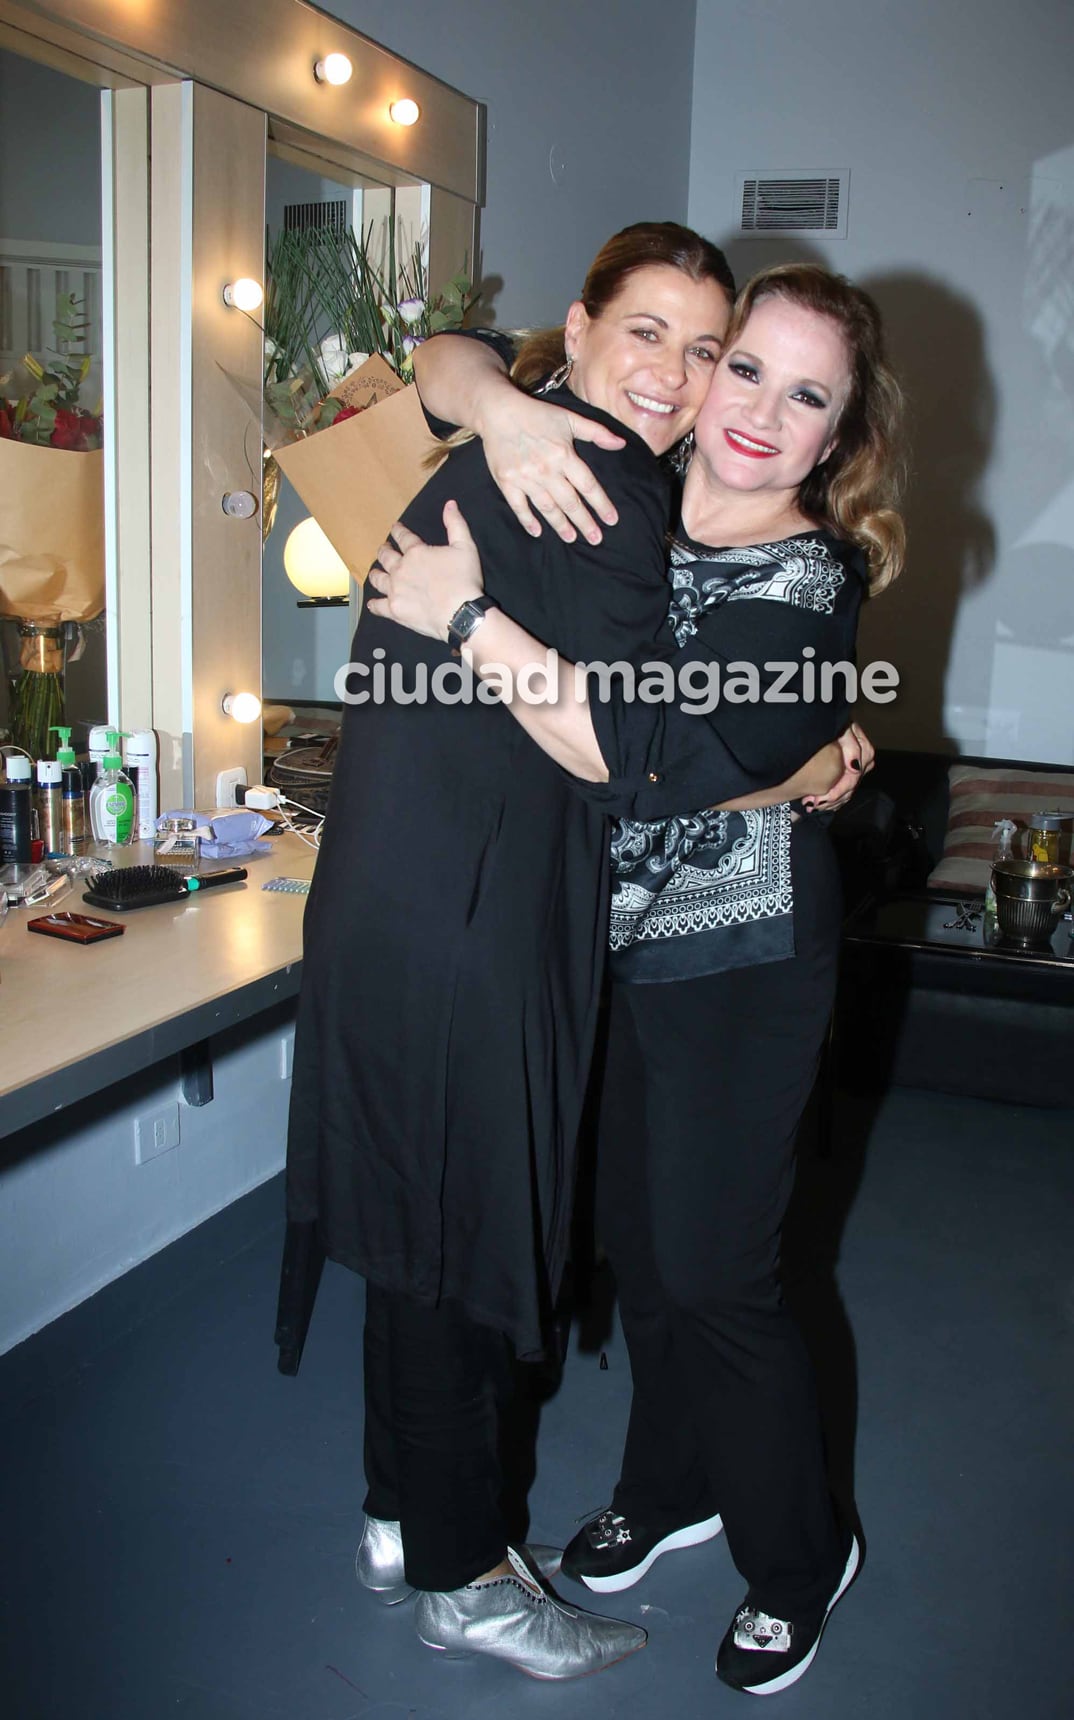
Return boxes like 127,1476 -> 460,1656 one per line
736,172 -> 849,239
283,199 -> 348,235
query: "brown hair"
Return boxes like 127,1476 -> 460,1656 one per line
510,222 -> 735,392
722,263 -> 907,593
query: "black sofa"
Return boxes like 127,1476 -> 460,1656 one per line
829,750 -> 1074,1109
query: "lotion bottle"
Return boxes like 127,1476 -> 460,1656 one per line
123,729 -> 158,840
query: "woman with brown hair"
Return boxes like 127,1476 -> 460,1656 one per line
369,260 -> 906,1694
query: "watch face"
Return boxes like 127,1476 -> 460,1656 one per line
449,598 -> 490,644
455,602 -> 483,636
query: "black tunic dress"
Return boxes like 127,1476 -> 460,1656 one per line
285,390 -> 715,1359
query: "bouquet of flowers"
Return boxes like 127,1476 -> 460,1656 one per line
259,222 -> 475,575
0,294 -> 104,757
0,292 -> 102,452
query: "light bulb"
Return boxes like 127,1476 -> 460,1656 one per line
222,692 -> 262,724
389,98 -> 420,127
284,517 -> 351,600
222,277 -> 263,312
314,53 -> 353,85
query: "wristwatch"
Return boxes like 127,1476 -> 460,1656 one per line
446,594 -> 499,651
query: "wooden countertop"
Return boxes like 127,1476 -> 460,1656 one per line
0,833 -> 316,1134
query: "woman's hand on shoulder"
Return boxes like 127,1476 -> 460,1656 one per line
366,501 -> 484,641
478,387 -> 625,545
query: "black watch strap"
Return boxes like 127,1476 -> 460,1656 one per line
446,594 -> 499,651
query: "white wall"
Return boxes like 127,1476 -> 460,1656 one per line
689,0 -> 1074,762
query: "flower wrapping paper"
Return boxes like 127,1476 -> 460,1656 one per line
0,440 -> 105,622
273,356 -> 445,586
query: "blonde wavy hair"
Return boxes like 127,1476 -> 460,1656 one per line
723,264 -> 908,593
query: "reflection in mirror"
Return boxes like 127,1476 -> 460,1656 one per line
261,148 -> 375,725
0,48 -> 107,762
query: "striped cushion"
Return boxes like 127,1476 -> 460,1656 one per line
927,764 -> 1074,893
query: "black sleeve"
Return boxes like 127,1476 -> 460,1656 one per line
419,328 -> 520,440
584,558 -> 865,820
523,438 -> 673,666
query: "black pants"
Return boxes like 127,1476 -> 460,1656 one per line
598,819 -> 845,1617
362,1282 -> 513,1591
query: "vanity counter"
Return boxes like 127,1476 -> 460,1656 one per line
0,834 -> 315,1136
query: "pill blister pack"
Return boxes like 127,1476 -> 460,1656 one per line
262,876 -> 311,894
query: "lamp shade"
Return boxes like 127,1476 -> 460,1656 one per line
283,516 -> 351,599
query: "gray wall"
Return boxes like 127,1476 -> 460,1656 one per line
323,0 -> 699,326
689,0 -> 1074,763
0,50 -> 100,244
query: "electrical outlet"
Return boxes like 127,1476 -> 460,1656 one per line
134,1102 -> 180,1164
215,766 -> 248,808
279,1031 -> 295,1081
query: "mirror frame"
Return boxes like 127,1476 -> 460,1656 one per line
0,0 -> 484,805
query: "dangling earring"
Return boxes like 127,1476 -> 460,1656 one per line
540,353 -> 574,393
668,428 -> 694,477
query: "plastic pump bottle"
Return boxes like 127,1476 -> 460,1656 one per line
984,817 -> 1018,932
89,729 -> 136,846
87,724 -> 111,785
51,726 -> 87,853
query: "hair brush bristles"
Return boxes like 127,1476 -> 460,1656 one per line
83,864 -> 247,912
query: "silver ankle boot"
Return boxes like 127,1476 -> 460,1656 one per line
356,1516 -> 415,1606
414,1545 -> 647,1679
356,1517 -> 564,1607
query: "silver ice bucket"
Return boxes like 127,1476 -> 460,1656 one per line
991,859 -> 1072,947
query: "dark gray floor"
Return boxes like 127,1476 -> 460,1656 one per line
2,1085 -> 1072,1720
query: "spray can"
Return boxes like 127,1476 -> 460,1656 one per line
0,780 -> 32,862
35,758 -> 65,855
51,726 -> 87,853
123,729 -> 158,841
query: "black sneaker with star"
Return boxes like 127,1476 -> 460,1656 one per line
560,1505 -> 724,1593
715,1532 -> 861,1695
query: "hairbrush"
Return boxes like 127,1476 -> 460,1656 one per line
82,865 -> 248,911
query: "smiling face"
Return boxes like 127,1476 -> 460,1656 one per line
692,295 -> 853,508
563,264 -> 731,455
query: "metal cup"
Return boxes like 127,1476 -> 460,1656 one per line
991,859 -> 1072,947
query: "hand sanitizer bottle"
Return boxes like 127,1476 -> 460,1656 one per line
89,729 -> 136,846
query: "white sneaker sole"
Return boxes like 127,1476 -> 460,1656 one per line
579,1511 -> 724,1593
739,1533 -> 861,1696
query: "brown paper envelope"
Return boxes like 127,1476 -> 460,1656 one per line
274,383 -> 446,585
0,441 -> 105,622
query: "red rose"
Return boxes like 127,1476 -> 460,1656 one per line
51,408 -> 100,450
0,404 -> 14,440
331,404 -> 361,426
